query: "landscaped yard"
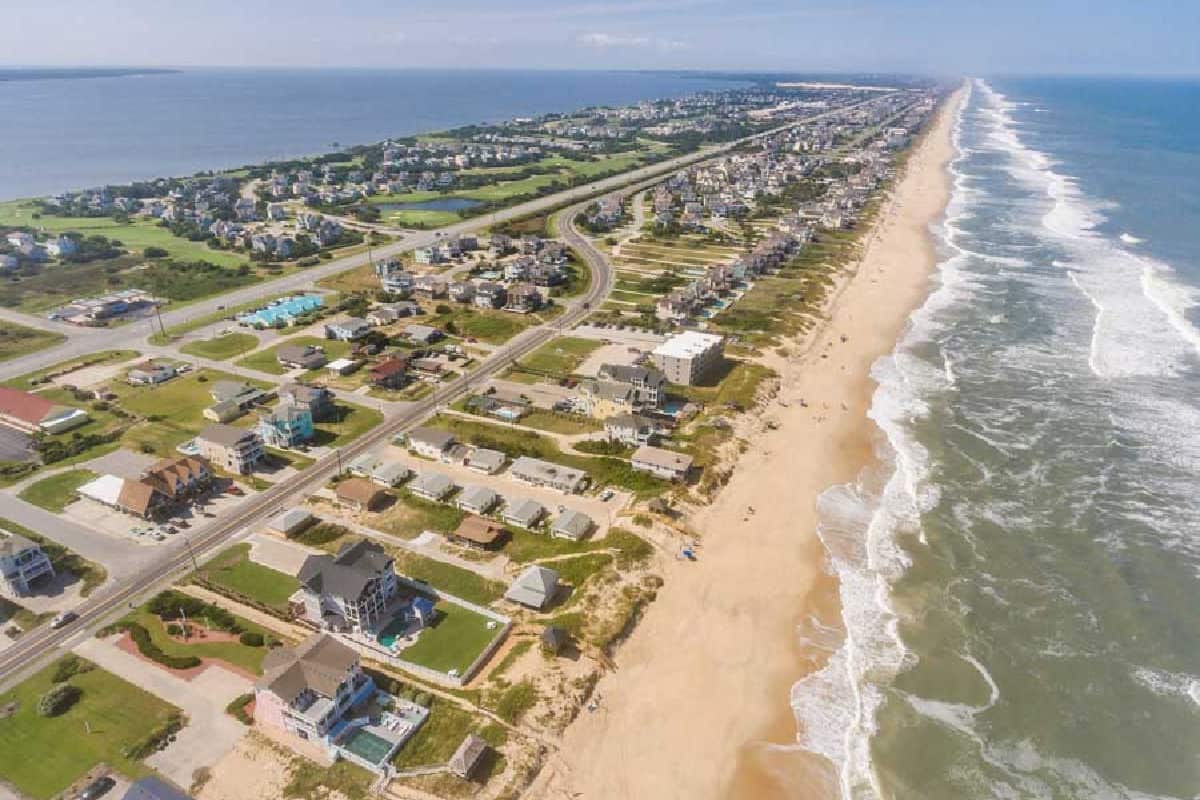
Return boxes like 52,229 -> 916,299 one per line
389,549 -> 505,606
179,332 -> 259,361
399,603 -> 500,675
18,469 -> 98,512
391,698 -> 504,771
122,607 -> 275,674
0,324 -> 65,364
194,543 -> 300,611
0,657 -> 180,800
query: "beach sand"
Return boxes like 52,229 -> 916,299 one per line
528,85 -> 966,800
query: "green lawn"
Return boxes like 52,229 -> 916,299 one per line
18,469 -> 98,512
312,403 -> 383,448
3,350 -> 138,391
449,310 -> 530,345
180,332 -> 259,361
515,336 -> 602,377
116,369 -> 274,456
391,699 -> 501,770
519,410 -> 601,435
195,543 -> 300,611
236,336 -> 350,375
125,609 -> 274,674
383,209 -> 462,228
0,657 -> 179,800
0,201 -> 246,269
0,324 -> 65,364
390,549 -> 505,606
399,603 -> 500,675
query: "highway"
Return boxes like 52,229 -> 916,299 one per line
0,91 -> 903,688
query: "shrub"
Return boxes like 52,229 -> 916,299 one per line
239,631 -> 264,647
165,623 -> 183,636
225,692 -> 254,725
38,684 -> 82,717
123,712 -> 184,759
120,621 -> 202,670
51,655 -> 93,683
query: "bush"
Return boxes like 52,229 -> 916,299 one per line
123,712 -> 184,759
239,631 -> 264,647
165,623 -> 183,636
38,684 -> 82,717
51,655 -> 93,683
120,621 -> 202,670
225,692 -> 254,725
143,246 -> 169,258
147,590 -> 239,632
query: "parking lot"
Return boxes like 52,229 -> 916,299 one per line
575,342 -> 649,378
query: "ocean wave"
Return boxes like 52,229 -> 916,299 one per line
1120,232 -> 1144,244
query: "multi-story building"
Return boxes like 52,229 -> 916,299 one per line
595,364 -> 666,407
257,402 -> 315,449
650,331 -> 724,386
0,529 -> 54,596
196,424 -> 264,474
296,539 -> 399,634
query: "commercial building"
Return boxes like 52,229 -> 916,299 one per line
650,331 -> 724,386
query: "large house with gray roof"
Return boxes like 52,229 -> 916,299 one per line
296,539 -> 399,634
0,529 -> 54,596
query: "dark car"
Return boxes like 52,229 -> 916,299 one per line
50,610 -> 78,629
77,776 -> 115,800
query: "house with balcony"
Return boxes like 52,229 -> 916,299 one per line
196,423 -> 264,474
295,539 -> 399,634
0,529 -> 55,597
257,401 -> 315,449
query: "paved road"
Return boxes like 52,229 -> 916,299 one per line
0,494 -> 156,578
0,92 -> 904,688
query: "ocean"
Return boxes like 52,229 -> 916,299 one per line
796,77 -> 1200,798
0,68 -> 741,201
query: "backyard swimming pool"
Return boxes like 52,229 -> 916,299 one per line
237,294 -> 323,326
340,727 -> 394,766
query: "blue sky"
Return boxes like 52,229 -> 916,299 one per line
3,0 -> 1198,74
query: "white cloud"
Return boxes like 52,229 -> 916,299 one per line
577,32 -> 689,51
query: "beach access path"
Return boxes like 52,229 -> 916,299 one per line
528,85 -> 968,800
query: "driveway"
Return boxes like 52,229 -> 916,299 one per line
74,635 -> 251,788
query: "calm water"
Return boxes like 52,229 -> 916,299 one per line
375,197 -> 483,212
796,77 -> 1200,798
0,68 -> 740,200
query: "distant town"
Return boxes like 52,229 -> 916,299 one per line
0,77 -> 938,800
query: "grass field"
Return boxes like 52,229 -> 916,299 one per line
512,336 -> 602,377
0,657 -> 179,800
372,492 -> 465,539
194,543 -> 300,611
0,324 -> 66,364
116,369 -> 274,456
399,603 -> 500,675
447,309 -> 530,345
18,469 -> 97,512
390,549 -> 505,606
179,332 -> 259,361
312,403 -> 383,448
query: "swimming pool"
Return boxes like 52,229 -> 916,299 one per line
237,294 -> 323,327
376,616 -> 407,648
340,727 -> 394,765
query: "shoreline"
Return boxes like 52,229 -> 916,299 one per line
528,84 -> 966,800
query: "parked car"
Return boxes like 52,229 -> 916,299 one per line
50,610 -> 78,629
77,776 -> 115,800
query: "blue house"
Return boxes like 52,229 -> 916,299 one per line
257,401 -> 315,448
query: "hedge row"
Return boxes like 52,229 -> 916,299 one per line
118,621 -> 202,670
123,712 -> 184,760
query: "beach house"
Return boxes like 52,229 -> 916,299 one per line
295,539 -> 399,633
196,424 -> 264,474
0,529 -> 55,597
504,565 -> 560,609
631,445 -> 694,481
257,402 -> 315,449
509,457 -> 588,494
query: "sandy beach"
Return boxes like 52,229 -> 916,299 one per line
529,85 -> 966,800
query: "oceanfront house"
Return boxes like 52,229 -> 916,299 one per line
0,387 -> 89,435
465,447 -> 506,474
551,509 -> 594,541
126,360 -> 177,386
197,424 -> 265,474
504,565 -> 560,610
0,529 -> 55,597
631,445 -> 694,481
580,380 -> 636,420
279,383 -> 336,422
369,357 -> 408,389
409,471 -> 455,502
501,498 -> 545,529
605,413 -> 659,446
325,318 -> 370,341
334,478 -> 388,512
295,539 -> 399,633
455,485 -> 498,515
510,456 -> 588,494
406,427 -> 457,461
255,632 -> 428,773
276,343 -> 328,370
257,401 -> 315,449
650,331 -> 725,386
596,364 -> 666,407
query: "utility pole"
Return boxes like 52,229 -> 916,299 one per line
154,304 -> 166,339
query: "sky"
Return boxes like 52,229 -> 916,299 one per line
2,0 -> 1198,75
